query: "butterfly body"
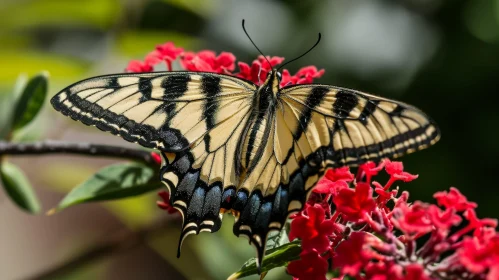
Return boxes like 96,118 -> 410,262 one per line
51,69 -> 439,268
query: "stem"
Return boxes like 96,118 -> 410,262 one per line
0,140 -> 157,165
25,218 -> 174,280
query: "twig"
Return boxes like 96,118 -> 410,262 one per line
24,218 -> 173,280
0,140 -> 156,165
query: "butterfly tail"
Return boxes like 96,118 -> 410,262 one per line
160,151 -> 224,258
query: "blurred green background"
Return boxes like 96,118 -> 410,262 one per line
1,0 -> 499,279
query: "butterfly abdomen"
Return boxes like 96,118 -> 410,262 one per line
240,78 -> 277,172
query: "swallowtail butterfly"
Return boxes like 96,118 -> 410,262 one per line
50,22 -> 440,269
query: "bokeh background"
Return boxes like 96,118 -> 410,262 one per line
1,0 -> 499,279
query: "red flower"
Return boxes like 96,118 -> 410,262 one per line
433,187 -> 477,211
427,205 -> 461,232
384,159 -> 418,182
156,191 -> 177,214
236,55 -> 284,85
464,208 -> 498,229
391,201 -> 433,238
313,179 -> 348,195
150,152 -> 162,165
314,167 -> 354,195
125,60 -> 153,73
359,161 -> 385,182
458,234 -> 499,274
333,182 -> 376,221
404,263 -> 430,280
123,42 -> 499,280
156,42 -> 184,62
287,250 -> 328,280
281,66 -> 325,85
180,51 -> 236,73
332,232 -> 371,276
324,166 -> 354,182
289,204 -> 335,253
488,265 -> 499,280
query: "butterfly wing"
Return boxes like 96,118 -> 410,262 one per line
51,72 -> 256,152
51,71 -> 257,252
231,108 -> 325,267
279,84 -> 440,168
228,84 -> 440,266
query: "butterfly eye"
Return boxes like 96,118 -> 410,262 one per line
276,72 -> 282,81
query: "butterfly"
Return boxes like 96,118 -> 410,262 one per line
50,26 -> 440,270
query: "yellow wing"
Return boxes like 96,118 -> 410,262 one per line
279,84 -> 440,168
51,71 -> 257,254
229,84 -> 440,265
51,72 -> 255,152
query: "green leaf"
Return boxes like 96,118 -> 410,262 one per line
52,162 -> 162,212
227,240 -> 301,280
0,161 -> 41,213
265,226 -> 290,251
0,74 -> 28,139
11,72 -> 49,131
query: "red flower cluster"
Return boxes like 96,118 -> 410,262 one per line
127,43 -> 498,279
125,42 -> 324,86
287,159 -> 499,280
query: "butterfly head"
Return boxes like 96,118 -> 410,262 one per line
262,69 -> 282,96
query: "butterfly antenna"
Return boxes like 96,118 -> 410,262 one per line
242,19 -> 272,69
277,33 -> 321,71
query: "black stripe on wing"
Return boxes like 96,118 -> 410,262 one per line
280,85 -> 441,167
202,75 -> 221,151
160,148 -> 325,270
51,74 -> 193,152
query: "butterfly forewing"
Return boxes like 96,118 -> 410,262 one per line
279,84 -> 440,167
51,72 -> 256,152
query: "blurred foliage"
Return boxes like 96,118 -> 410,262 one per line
1,0 -> 499,279
51,162 -> 161,213
0,73 -> 49,214
11,72 -> 49,132
228,240 -> 301,280
0,161 -> 41,213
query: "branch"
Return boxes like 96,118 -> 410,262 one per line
25,218 -> 175,280
0,140 -> 157,165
